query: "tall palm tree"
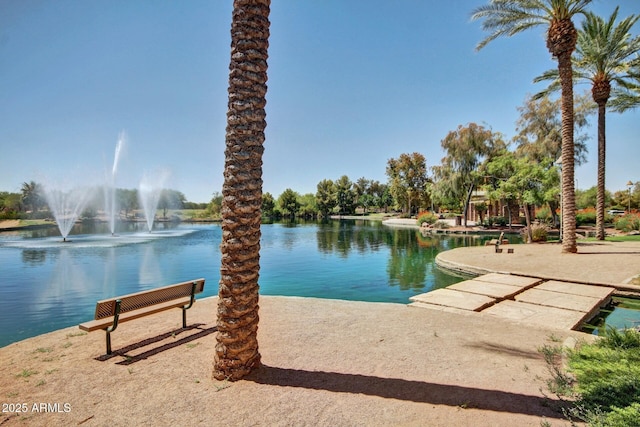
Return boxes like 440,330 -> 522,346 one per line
472,0 -> 592,253
535,8 -> 640,240
213,0 -> 270,381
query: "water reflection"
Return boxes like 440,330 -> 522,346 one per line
140,244 -> 163,286
33,249 -> 92,320
22,249 -> 47,265
387,230 -> 430,291
316,221 -> 387,257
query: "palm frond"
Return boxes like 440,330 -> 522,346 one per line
471,0 -> 593,51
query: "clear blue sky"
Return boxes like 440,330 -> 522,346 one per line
1,1 -> 638,203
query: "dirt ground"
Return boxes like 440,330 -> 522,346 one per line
0,295 -> 592,427
0,220 -> 21,229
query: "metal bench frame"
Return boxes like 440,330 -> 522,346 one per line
79,279 -> 205,355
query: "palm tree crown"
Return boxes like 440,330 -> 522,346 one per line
575,8 -> 640,103
472,0 -> 592,52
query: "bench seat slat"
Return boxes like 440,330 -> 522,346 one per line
79,297 -> 192,332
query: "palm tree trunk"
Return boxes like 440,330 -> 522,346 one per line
213,0 -> 270,381
595,101 -> 606,240
558,51 -> 577,253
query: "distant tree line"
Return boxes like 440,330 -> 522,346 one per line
199,93 -> 639,227
0,182 -> 192,221
4,91 -> 640,225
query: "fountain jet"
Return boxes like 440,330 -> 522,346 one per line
138,169 -> 169,232
43,186 -> 91,241
105,132 -> 126,236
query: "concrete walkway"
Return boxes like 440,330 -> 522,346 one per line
410,241 -> 640,331
435,240 -> 640,287
410,273 -> 615,330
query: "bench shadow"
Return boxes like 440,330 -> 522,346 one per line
94,323 -> 216,364
247,365 -> 566,419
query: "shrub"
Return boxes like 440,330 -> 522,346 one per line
614,214 -> 640,232
576,208 -> 596,226
569,328 -> 640,421
484,216 -> 507,227
521,223 -> 548,242
431,221 -> 450,229
535,207 -> 552,223
417,211 -> 438,226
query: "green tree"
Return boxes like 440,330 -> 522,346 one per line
158,189 -> 185,219
278,188 -> 300,219
576,186 -> 612,209
386,152 -> 428,215
535,8 -> 640,240
514,93 -> 592,165
335,175 -> 355,215
208,191 -> 223,216
472,0 -> 593,253
213,0 -> 270,381
353,177 -> 370,213
297,193 -> 317,219
315,179 -> 336,218
369,180 -> 391,212
486,151 -> 556,242
117,188 -> 138,219
0,192 -> 22,217
261,192 -> 275,218
20,181 -> 43,217
514,92 -> 593,227
438,123 -> 504,226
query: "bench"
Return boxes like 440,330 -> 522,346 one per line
485,232 -> 513,253
79,279 -> 205,355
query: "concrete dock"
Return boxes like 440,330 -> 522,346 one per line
410,272 -> 615,330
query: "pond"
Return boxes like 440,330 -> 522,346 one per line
2,220 -> 634,347
0,220 -> 504,347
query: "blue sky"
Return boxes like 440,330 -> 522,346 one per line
1,1 -> 638,203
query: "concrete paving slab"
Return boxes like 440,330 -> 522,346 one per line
483,300 -> 589,330
536,280 -> 614,300
474,273 -> 543,288
408,301 -> 474,315
410,288 -> 495,312
515,288 -> 602,312
448,279 -> 524,300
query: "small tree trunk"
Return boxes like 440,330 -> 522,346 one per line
523,202 -> 533,243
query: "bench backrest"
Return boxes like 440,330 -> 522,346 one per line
94,279 -> 205,320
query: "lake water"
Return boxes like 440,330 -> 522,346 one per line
0,220 -> 501,347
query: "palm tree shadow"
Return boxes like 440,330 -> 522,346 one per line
576,242 -> 640,255
248,365 -> 566,419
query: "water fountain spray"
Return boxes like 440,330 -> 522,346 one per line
139,169 -> 169,233
105,132 -> 126,236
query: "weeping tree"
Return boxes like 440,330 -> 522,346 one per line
437,123 -> 505,227
513,92 -> 593,229
213,0 -> 270,381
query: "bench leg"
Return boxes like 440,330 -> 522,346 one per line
106,331 -> 113,355
105,299 -> 122,355
180,281 -> 198,329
